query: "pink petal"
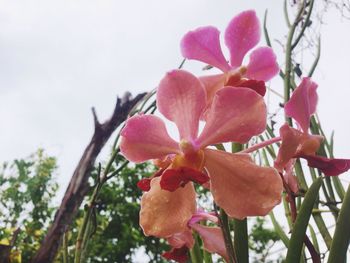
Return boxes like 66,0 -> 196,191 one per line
196,87 -> 267,147
199,73 -> 227,105
225,10 -> 261,68
188,210 -> 218,226
181,26 -> 231,72
160,167 -> 209,192
140,177 -> 196,237
245,47 -> 279,81
284,78 -> 318,133
204,149 -> 283,219
157,70 -> 206,140
284,160 -> 299,193
162,246 -> 189,263
274,124 -> 323,172
191,224 -> 228,261
167,230 -> 194,249
300,155 -> 350,176
120,115 -> 179,163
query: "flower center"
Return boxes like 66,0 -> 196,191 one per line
179,139 -> 196,155
225,66 -> 247,86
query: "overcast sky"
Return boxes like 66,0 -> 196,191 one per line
1,0 -> 349,202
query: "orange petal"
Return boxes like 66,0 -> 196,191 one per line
167,230 -> 195,249
204,149 -> 282,219
140,177 -> 196,237
274,124 -> 323,171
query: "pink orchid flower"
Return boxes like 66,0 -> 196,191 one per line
181,10 -> 279,108
120,69 -> 282,238
163,209 -> 227,262
275,77 -> 350,176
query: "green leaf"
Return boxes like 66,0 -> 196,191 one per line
269,212 -> 289,247
327,185 -> 350,263
285,177 -> 323,263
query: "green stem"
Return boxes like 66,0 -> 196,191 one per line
190,234 -> 203,263
291,0 -> 315,50
308,37 -> 321,77
284,0 -> 291,27
263,10 -> 272,47
218,207 -> 237,263
62,231 -> 69,263
203,249 -> 213,263
327,185 -> 350,263
233,218 -> 249,263
284,1 -> 305,124
74,184 -> 101,263
269,211 -> 289,247
309,225 -> 320,254
312,213 -> 332,250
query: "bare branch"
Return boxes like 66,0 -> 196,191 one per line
31,92 -> 146,263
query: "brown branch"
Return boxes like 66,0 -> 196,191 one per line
31,92 -> 146,263
0,228 -> 20,263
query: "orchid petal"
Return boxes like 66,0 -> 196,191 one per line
274,124 -> 323,171
199,73 -> 227,105
284,160 -> 299,193
140,177 -> 196,237
120,115 -> 179,163
188,211 -> 218,226
245,47 -> 279,81
167,230 -> 194,249
225,10 -> 260,68
191,224 -> 228,261
300,155 -> 350,176
285,78 -> 318,133
162,246 -> 189,263
204,149 -> 283,219
181,26 -> 231,72
157,70 -> 206,140
196,87 -> 266,147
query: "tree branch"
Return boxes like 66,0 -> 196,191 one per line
31,92 -> 146,263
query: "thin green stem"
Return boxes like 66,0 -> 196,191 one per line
233,219 -> 249,263
312,213 -> 332,250
263,10 -> 272,47
284,1 -> 305,124
190,234 -> 203,263
291,0 -> 315,50
284,0 -> 291,27
218,207 -> 237,263
62,231 -> 69,263
308,37 -> 321,77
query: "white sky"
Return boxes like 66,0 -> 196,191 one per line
0,0 -> 349,215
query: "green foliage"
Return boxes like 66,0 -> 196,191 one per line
0,149 -> 58,262
61,160 -> 168,263
249,217 -> 281,263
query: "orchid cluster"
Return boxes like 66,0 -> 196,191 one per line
119,10 -> 350,262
